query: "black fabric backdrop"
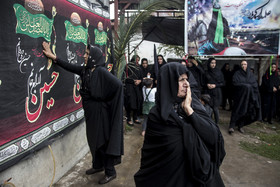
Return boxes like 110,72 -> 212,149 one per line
0,0 -> 112,172
142,17 -> 184,46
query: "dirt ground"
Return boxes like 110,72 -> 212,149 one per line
54,109 -> 280,187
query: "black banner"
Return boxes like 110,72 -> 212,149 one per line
0,0 -> 112,171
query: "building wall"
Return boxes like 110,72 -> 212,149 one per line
0,121 -> 89,187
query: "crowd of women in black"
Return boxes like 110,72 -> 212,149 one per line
43,39 -> 279,186
126,55 -> 280,186
124,54 -> 280,135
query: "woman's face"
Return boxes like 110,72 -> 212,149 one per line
210,59 -> 216,69
83,48 -> 90,66
187,59 -> 194,67
177,73 -> 189,98
225,64 -> 229,70
181,61 -> 187,67
272,64 -> 277,72
142,60 -> 148,68
158,56 -> 163,64
241,61 -> 247,71
136,57 -> 140,64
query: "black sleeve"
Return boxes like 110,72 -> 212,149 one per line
188,112 -> 218,146
55,58 -> 84,75
196,63 -> 205,74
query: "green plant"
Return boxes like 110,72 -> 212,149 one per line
158,44 -> 185,58
114,0 -> 181,79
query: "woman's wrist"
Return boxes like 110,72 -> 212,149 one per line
51,55 -> 57,61
184,106 -> 194,116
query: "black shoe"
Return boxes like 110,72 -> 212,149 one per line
98,174 -> 116,184
134,120 -> 141,124
268,121 -> 272,124
228,128 -> 234,134
85,168 -> 104,175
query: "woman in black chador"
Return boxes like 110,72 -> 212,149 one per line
134,62 -> 225,187
260,63 -> 279,124
221,63 -> 233,110
42,42 -> 123,185
124,55 -> 143,125
228,60 -> 261,134
205,58 -> 224,124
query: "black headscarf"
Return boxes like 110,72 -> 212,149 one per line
206,58 -> 224,83
155,62 -> 200,121
81,45 -> 105,96
86,45 -> 105,68
157,55 -> 167,69
233,63 -> 257,87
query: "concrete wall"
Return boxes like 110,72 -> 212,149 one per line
0,121 -> 89,187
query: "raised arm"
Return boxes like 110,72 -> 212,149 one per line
42,42 -> 83,75
181,83 -> 218,145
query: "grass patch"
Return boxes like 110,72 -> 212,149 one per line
240,133 -> 280,161
125,124 -> 133,132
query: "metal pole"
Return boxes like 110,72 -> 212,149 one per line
114,0 -> 118,31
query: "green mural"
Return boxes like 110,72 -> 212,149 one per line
94,28 -> 107,46
13,4 -> 55,42
65,20 -> 88,45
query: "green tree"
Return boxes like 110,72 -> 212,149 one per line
158,44 -> 185,58
114,0 -> 181,79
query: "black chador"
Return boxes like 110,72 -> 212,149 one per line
124,59 -> 143,122
229,66 -> 261,129
134,63 -> 225,187
54,45 -> 124,175
260,65 -> 280,123
205,59 -> 224,124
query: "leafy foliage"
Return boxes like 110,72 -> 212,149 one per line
114,0 -> 181,79
158,44 -> 185,58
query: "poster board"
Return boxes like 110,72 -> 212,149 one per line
185,0 -> 280,56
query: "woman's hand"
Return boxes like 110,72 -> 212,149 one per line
134,79 -> 141,86
42,41 -> 56,60
207,83 -> 216,89
181,82 -> 194,116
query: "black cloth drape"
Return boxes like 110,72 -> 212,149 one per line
134,63 -> 225,187
142,17 -> 184,46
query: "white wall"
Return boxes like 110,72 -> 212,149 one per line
129,40 -> 181,64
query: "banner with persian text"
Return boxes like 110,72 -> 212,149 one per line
0,0 -> 113,171
186,0 -> 280,56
